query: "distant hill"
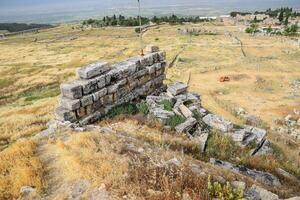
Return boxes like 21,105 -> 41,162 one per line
0,23 -> 53,33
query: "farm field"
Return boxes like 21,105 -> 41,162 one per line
0,22 -> 299,199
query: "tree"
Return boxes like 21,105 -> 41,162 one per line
278,11 -> 284,22
284,16 -> 289,26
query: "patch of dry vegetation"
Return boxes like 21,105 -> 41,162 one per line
0,139 -> 45,199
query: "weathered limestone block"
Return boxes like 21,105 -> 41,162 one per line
251,139 -> 273,156
167,82 -> 188,96
210,158 -> 281,187
150,107 -> 175,121
92,100 -> 103,111
158,51 -> 166,61
79,111 -> 103,126
95,75 -> 106,89
244,126 -> 266,144
179,104 -> 193,118
92,88 -> 107,101
56,107 -> 77,122
203,114 -> 233,132
76,107 -> 86,118
145,45 -> 160,53
60,81 -> 83,99
147,64 -> 157,74
102,94 -> 114,105
127,56 -> 142,70
245,185 -> 279,200
107,79 -> 127,94
193,131 -> 209,153
77,79 -> 98,95
59,97 -> 81,111
81,94 -> 93,107
175,117 -> 197,133
77,62 -> 110,79
142,53 -> 155,66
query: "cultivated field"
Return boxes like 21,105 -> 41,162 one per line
0,22 -> 299,199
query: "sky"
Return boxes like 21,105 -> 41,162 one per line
0,0 -> 299,23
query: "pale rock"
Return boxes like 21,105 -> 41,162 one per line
231,181 -> 246,190
60,80 -> 83,99
145,44 -> 159,53
203,114 -> 233,132
175,117 -> 197,133
179,104 -> 193,118
246,185 -> 279,200
167,82 -> 188,96
77,61 -> 110,79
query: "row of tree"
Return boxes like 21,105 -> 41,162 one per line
230,7 -> 300,19
82,14 -> 214,27
0,23 -> 53,33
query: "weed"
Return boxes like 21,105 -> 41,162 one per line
161,100 -> 173,111
136,101 -> 149,115
205,131 -> 240,162
207,176 -> 244,200
166,115 -> 186,128
106,103 -> 138,118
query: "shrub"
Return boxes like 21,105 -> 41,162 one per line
106,103 -> 138,118
161,100 -> 173,111
137,102 -> 149,115
206,131 -> 240,161
208,176 -> 244,200
166,115 -> 186,128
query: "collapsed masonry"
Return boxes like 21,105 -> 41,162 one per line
56,46 -> 166,125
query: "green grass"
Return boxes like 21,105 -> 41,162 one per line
136,101 -> 149,115
161,100 -> 173,111
106,103 -> 138,118
18,83 -> 60,103
166,115 -> 186,128
0,78 -> 15,90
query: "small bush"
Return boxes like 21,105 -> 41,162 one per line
208,176 -> 244,200
137,102 -> 149,115
161,100 -> 173,111
106,103 -> 138,118
206,131 -> 240,161
166,115 -> 186,128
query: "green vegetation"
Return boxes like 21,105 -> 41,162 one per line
165,115 -> 186,128
231,7 -> 300,19
245,23 -> 259,34
161,100 -> 174,111
82,14 -> 215,28
136,101 -> 149,115
106,103 -> 138,118
206,131 -> 240,162
0,23 -> 53,33
284,24 -> 299,35
208,176 -> 244,200
18,84 -> 60,103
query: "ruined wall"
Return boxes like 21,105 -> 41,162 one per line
55,47 -> 166,125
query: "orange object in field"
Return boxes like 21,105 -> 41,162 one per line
219,76 -> 230,82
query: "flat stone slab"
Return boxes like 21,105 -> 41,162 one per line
60,80 -> 83,99
210,158 -> 281,187
175,117 -> 197,133
77,62 -> 110,79
245,185 -> 279,200
59,97 -> 81,111
145,45 -> 160,53
203,114 -> 233,132
167,82 -> 188,96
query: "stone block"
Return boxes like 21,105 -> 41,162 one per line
92,100 -> 103,111
179,104 -> 193,118
85,105 -> 93,115
77,61 -> 110,79
95,75 -> 106,89
147,64 -> 156,74
138,75 -> 150,85
167,82 -> 188,96
142,53 -> 154,66
81,94 -> 93,107
102,94 -> 114,105
76,107 -> 86,118
78,79 -> 98,95
59,97 -> 81,111
60,80 -> 83,99
127,56 -> 142,70
158,51 -> 166,61
145,45 -> 160,53
136,69 -> 149,77
92,88 -> 107,101
175,117 -> 197,133
55,107 -> 77,122
203,114 -> 233,132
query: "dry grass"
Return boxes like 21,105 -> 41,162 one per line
0,139 -> 45,199
50,132 -> 129,188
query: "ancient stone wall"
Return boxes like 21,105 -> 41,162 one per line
56,47 -> 166,125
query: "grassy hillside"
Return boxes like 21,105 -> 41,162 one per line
0,22 -> 299,199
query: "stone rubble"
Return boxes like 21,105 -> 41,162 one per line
210,158 -> 281,187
